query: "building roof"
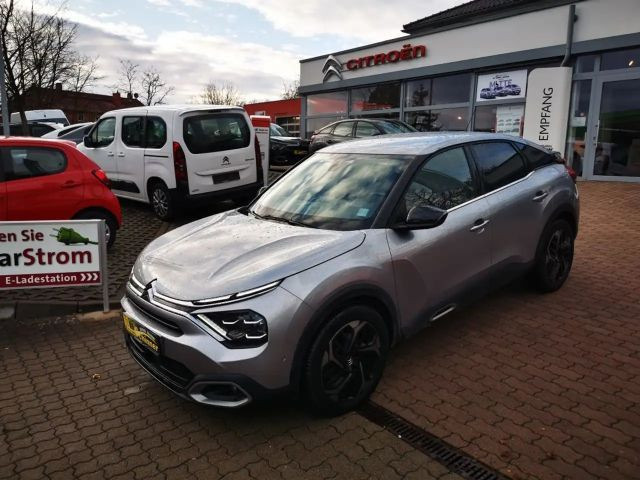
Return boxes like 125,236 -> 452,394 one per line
322,132 -> 540,156
402,0 -> 569,34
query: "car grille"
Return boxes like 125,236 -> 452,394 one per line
126,335 -> 194,392
126,289 -> 183,334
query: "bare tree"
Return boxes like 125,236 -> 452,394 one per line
65,55 -> 104,92
197,81 -> 245,106
113,58 -> 139,96
140,66 -> 174,105
281,79 -> 299,100
1,0 -> 78,133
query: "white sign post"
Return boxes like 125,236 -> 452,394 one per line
0,220 -> 109,312
522,67 -> 573,153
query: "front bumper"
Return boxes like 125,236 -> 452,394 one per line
121,282 -> 314,407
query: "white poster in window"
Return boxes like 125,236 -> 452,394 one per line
495,105 -> 524,136
476,70 -> 528,102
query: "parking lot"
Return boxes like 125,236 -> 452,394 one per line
1,181 -> 639,480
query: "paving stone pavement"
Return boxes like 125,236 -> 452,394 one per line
372,181 -> 640,479
0,181 -> 638,480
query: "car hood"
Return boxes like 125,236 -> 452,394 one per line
134,210 -> 365,301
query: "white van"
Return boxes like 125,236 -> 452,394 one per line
78,105 -> 265,220
10,109 -> 69,127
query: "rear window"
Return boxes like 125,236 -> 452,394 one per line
515,143 -> 556,170
3,147 -> 67,181
183,113 -> 250,154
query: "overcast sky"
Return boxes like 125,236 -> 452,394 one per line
24,0 -> 466,102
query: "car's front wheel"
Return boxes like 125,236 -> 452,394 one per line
304,305 -> 389,416
532,218 -> 574,292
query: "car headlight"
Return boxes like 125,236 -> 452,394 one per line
196,310 -> 267,348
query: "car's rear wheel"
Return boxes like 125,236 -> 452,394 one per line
304,305 -> 389,416
149,181 -> 177,221
74,210 -> 117,249
532,219 -> 574,292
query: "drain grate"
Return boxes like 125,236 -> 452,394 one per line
358,401 -> 510,480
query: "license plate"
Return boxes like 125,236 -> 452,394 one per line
293,149 -> 306,155
123,313 -> 159,353
212,171 -> 240,184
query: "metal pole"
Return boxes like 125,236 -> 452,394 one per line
560,4 -> 577,67
0,38 -> 10,137
99,220 -> 110,313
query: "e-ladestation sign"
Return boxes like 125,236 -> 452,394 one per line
0,220 -> 109,311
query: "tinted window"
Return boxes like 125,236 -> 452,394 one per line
30,124 -> 55,137
332,122 -> 354,137
183,113 -> 250,154
398,147 -> 476,216
3,147 -> 67,181
146,116 -> 167,149
122,116 -> 144,147
471,142 -> 527,191
351,83 -> 400,111
515,143 -> 555,170
405,78 -> 431,107
432,73 -> 472,105
601,47 -> 640,70
93,117 -> 115,147
355,122 -> 379,137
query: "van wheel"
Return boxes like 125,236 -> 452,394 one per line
149,182 -> 176,221
532,219 -> 574,292
74,210 -> 117,249
304,305 -> 389,416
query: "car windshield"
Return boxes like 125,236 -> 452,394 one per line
379,121 -> 416,134
270,124 -> 288,136
249,153 -> 410,230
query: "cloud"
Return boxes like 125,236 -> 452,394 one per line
221,0 -> 465,42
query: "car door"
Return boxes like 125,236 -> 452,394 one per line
328,121 -> 355,146
116,114 -> 146,199
3,145 -> 83,220
82,116 -> 118,183
386,145 -> 492,335
468,141 -> 548,276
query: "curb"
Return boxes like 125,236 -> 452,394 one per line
2,220 -> 172,321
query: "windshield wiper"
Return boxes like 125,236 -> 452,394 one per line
250,211 -> 316,229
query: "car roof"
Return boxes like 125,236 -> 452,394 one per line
101,104 -> 245,116
0,137 -> 77,148
320,132 -> 544,156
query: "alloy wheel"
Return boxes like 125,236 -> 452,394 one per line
152,188 -> 169,218
544,229 -> 572,282
320,320 -> 382,402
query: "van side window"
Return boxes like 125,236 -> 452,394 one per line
183,113 -> 250,154
145,117 -> 167,149
470,141 -> 527,192
515,143 -> 556,170
122,116 -> 144,148
93,118 -> 116,148
3,147 -> 67,181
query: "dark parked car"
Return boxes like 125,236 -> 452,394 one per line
269,123 -> 310,167
308,118 -> 416,153
42,122 -> 94,144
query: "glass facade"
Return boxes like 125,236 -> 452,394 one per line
351,83 -> 400,111
306,91 -> 348,115
406,108 -> 469,132
566,80 -> 591,176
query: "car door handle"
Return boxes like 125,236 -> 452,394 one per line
470,218 -> 490,232
107,151 -> 114,157
62,181 -> 80,189
532,191 -> 548,202
117,152 -> 125,157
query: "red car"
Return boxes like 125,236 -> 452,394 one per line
0,137 -> 122,247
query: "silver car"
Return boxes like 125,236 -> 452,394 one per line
122,132 -> 579,415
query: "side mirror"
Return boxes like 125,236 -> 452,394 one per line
396,205 -> 447,230
83,134 -> 94,147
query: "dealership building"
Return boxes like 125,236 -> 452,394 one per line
298,0 -> 640,181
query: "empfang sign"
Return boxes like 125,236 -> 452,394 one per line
345,44 -> 427,71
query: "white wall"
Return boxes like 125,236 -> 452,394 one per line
300,0 -> 640,87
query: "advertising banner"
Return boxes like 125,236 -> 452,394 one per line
495,105 -> 525,136
0,220 -> 105,290
522,67 -> 572,152
476,70 -> 528,102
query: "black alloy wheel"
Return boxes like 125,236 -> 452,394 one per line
533,219 -> 574,292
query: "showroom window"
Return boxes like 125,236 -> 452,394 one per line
431,73 -> 471,105
306,91 -> 348,115
276,116 -> 300,136
601,47 -> 640,70
406,108 -> 469,132
351,83 -> 400,112
473,104 -> 525,135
